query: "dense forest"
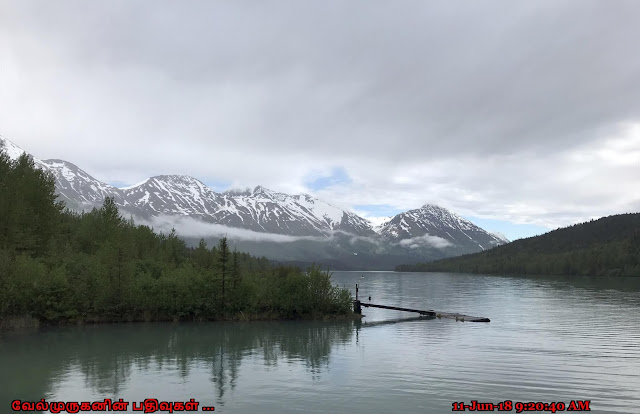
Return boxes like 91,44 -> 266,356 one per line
0,152 -> 353,328
396,214 -> 640,276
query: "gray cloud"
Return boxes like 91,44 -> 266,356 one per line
1,1 -> 639,236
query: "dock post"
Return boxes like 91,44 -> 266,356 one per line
353,300 -> 362,314
353,284 -> 361,314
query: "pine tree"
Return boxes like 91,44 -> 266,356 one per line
232,246 -> 239,290
218,236 -> 229,305
0,153 -> 63,255
193,239 -> 211,269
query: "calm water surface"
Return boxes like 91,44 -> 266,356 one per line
2,272 -> 640,413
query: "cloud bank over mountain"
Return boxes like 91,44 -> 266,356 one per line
2,1 -> 639,239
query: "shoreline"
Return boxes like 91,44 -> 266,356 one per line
0,312 -> 362,332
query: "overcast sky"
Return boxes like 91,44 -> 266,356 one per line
2,1 -> 640,240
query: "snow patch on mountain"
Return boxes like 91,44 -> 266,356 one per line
1,136 -> 49,170
119,178 -> 150,190
489,231 -> 510,243
0,137 -> 26,161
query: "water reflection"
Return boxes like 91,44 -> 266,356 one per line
355,315 -> 433,328
3,272 -> 640,414
0,320 -> 355,408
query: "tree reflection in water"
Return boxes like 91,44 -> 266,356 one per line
0,317 -> 440,409
1,320 -> 356,407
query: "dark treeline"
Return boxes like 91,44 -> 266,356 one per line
396,214 -> 640,276
0,153 -> 353,326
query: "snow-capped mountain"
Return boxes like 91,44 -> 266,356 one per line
118,177 -> 375,237
0,137 -> 375,237
0,135 -> 48,169
377,204 -> 507,250
43,159 -> 119,206
1,136 -> 508,268
120,175 -> 223,219
210,186 -> 375,236
0,138 -> 119,208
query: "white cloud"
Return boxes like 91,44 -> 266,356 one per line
137,215 -> 384,246
139,215 -> 328,243
398,234 -> 452,249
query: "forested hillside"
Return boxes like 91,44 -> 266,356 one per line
0,152 -> 352,328
396,214 -> 640,276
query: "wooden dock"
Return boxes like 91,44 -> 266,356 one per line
359,302 -> 435,316
352,283 -> 490,322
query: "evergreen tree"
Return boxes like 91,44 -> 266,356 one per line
193,239 -> 212,269
0,153 -> 63,256
218,236 -> 229,305
232,246 -> 240,291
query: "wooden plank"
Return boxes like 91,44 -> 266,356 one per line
354,300 -> 490,322
359,301 -> 436,316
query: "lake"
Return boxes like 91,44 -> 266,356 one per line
2,271 -> 640,413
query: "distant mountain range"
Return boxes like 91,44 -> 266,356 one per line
1,137 -> 508,269
397,213 -> 640,277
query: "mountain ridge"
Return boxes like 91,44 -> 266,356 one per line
396,213 -> 640,276
378,204 -> 505,250
1,136 -> 508,268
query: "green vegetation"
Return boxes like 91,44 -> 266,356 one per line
396,214 -> 640,276
0,152 -> 353,327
